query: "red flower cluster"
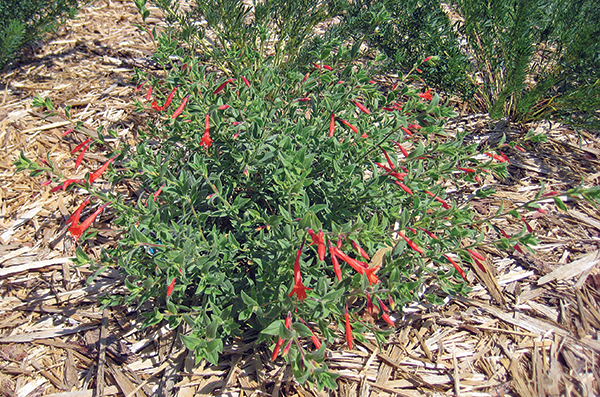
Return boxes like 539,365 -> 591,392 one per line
289,231 -> 380,302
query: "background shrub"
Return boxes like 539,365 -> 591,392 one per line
325,0 -> 600,129
0,0 -> 80,69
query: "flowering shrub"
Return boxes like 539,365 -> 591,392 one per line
0,0 -> 80,69
327,0 -> 600,128
15,48 -> 600,388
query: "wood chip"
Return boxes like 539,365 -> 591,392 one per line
537,251 -> 599,285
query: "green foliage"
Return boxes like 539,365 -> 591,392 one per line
324,0 -> 600,129
101,51 -> 521,387
324,0 -> 472,99
0,0 -> 80,69
136,0 -> 344,69
454,0 -> 600,126
14,0 -> 600,390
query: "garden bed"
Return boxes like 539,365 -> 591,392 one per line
1,0 -> 599,395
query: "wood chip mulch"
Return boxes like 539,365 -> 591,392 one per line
1,1 -> 599,396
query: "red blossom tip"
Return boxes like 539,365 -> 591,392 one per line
166,278 -> 176,297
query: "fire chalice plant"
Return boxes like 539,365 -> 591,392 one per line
107,54 -> 515,386
15,50 -> 599,389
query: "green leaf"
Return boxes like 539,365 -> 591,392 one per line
554,196 -> 568,211
261,320 -> 282,336
291,322 -> 313,337
180,334 -> 201,350
240,290 -> 259,307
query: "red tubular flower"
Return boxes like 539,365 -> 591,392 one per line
153,184 -> 165,201
172,95 -> 190,119
289,242 -> 311,301
200,113 -> 212,149
388,294 -> 395,311
135,82 -> 145,92
145,86 -> 153,101
151,101 -> 164,111
282,340 -> 293,357
366,292 -> 374,315
392,140 -> 409,157
164,86 -> 178,108
297,97 -> 311,102
272,312 -> 292,361
66,196 -> 90,225
375,296 -> 389,313
401,126 -> 413,137
309,328 -> 322,349
329,112 -> 335,137
352,100 -> 371,115
514,244 -> 524,254
75,141 -> 92,170
350,239 -> 370,260
543,191 -> 560,197
381,312 -> 395,327
323,64 -> 333,71
89,155 -> 117,184
417,227 -> 438,240
345,306 -> 353,350
457,167 -> 476,173
375,162 -> 391,173
50,178 -> 83,192
418,89 -> 433,101
337,118 -> 358,134
71,138 -> 93,154
317,230 -> 326,261
297,316 -> 321,349
166,277 -> 176,297
380,147 -> 395,170
68,202 -> 110,241
425,190 -> 451,209
330,246 -> 379,285
472,257 -> 487,272
443,254 -> 467,281
328,240 -> 342,282
394,180 -> 413,195
390,171 -> 408,181
408,124 -> 422,130
376,297 -> 396,324
241,76 -> 251,87
152,86 -> 178,111
422,56 -> 433,62
218,104 -> 229,110
398,231 -> 423,254
302,72 -> 310,83
485,152 -> 508,163
62,128 -> 74,136
466,248 -> 485,261
521,217 -> 533,233
213,78 -> 233,95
